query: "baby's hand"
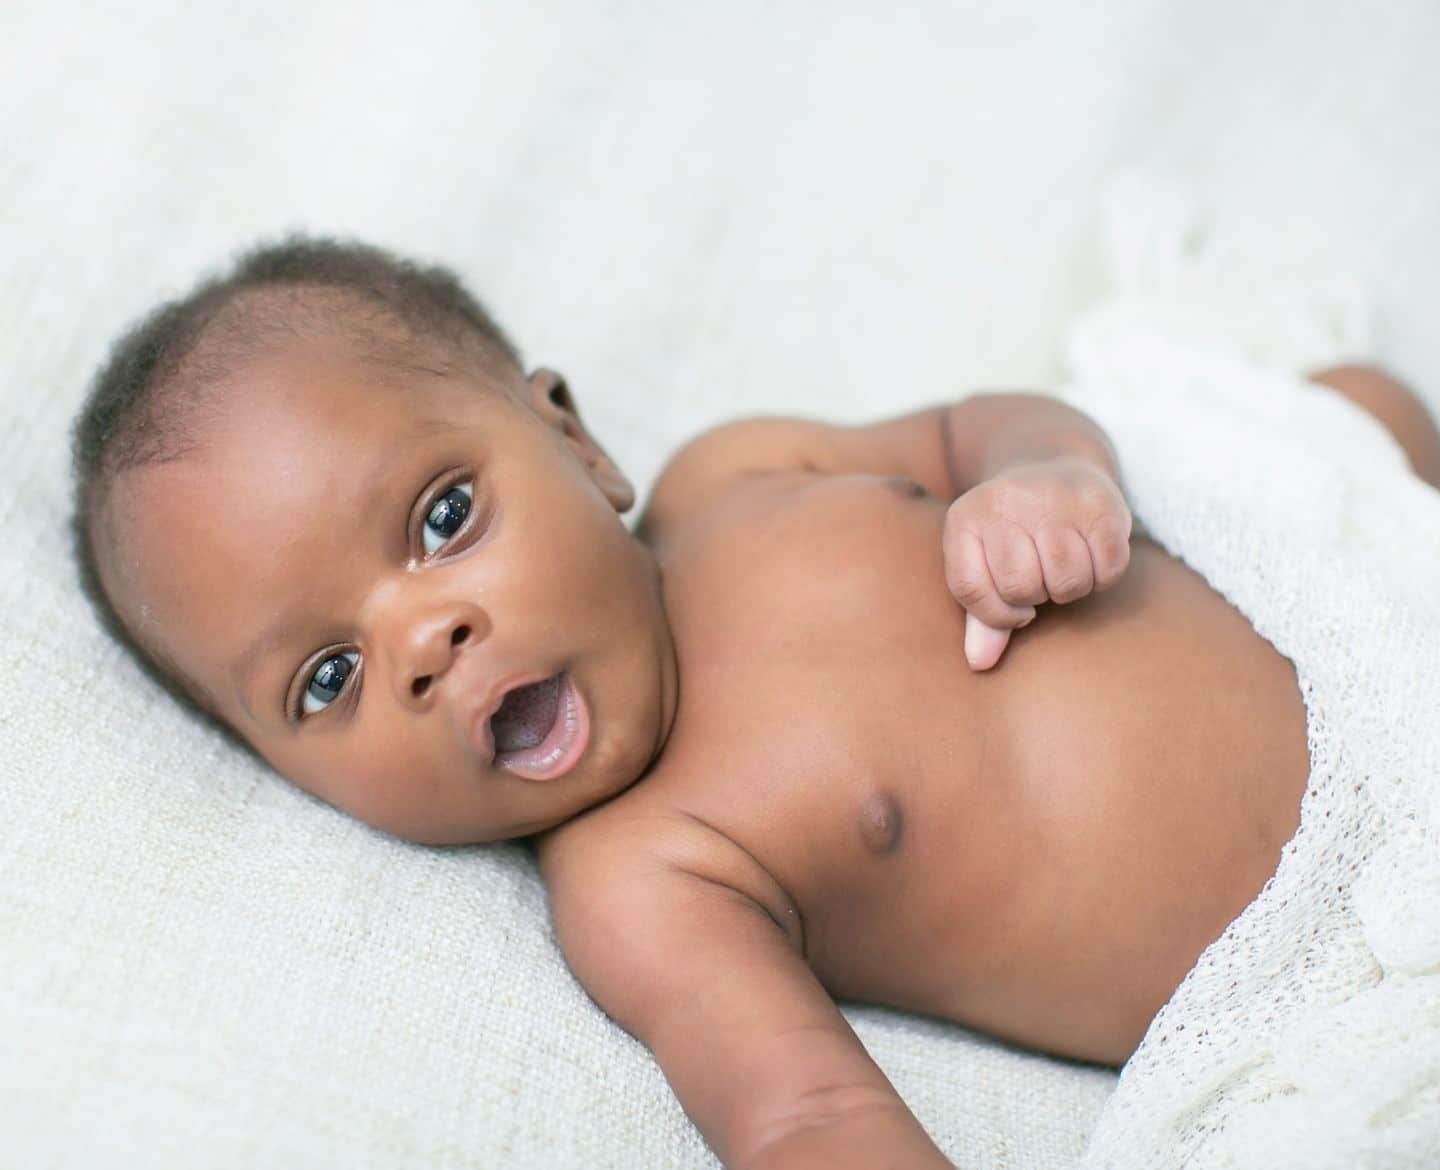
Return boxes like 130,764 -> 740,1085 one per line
942,456 -> 1133,671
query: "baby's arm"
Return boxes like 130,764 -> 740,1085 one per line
640,393 -> 1132,670
541,828 -> 955,1170
639,392 -> 1120,533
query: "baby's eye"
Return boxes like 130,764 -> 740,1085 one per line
302,650 -> 359,716
422,481 -> 473,555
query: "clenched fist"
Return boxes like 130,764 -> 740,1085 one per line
943,456 -> 1134,671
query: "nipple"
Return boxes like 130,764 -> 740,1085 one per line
886,475 -> 928,499
858,793 -> 904,856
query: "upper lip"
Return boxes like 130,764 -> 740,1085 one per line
460,669 -> 555,765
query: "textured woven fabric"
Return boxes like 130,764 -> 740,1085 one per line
3,2 -> 1439,1167
1064,178 -> 1440,1167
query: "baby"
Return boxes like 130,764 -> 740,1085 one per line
71,238 -> 1440,1170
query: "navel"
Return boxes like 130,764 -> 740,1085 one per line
857,792 -> 904,856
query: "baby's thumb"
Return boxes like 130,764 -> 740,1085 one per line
964,612 -> 1012,671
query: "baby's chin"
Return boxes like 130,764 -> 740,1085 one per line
381,777 -> 638,847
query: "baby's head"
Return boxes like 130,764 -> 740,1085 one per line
72,237 -> 678,844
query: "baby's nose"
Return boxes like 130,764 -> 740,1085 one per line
396,604 -> 490,708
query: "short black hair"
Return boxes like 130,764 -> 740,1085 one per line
69,234 -> 522,745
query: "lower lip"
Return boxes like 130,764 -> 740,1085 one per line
493,671 -> 590,781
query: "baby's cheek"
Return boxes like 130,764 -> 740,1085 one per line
330,745 -> 422,832
267,734 -> 400,832
339,733 -> 482,843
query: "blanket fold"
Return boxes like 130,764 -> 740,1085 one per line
1059,175 -> 1440,1169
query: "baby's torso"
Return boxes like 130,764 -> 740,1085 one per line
565,471 -> 1310,1064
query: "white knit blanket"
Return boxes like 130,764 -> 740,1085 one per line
1059,178 -> 1440,1168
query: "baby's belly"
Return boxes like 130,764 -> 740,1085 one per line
832,537 -> 1312,1064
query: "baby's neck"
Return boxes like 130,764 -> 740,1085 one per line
532,535 -> 680,852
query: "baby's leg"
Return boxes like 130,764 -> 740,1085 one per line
1306,364 -> 1440,489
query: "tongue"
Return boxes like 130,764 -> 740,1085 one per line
491,675 -> 562,754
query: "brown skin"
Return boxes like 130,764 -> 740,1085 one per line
1307,363 -> 1440,486
100,335 -> 679,844
100,339 -> 1436,1169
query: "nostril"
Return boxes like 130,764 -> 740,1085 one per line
412,675 -> 431,698
451,624 -> 470,647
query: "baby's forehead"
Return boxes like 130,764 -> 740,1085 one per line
208,369 -> 471,501
192,345 -> 508,476
130,287 -> 519,486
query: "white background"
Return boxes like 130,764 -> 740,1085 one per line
3,2 -> 1438,1166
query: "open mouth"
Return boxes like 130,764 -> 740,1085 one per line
488,671 -> 589,780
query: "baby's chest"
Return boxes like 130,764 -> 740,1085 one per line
653,475 -> 1021,971
659,471 -> 991,797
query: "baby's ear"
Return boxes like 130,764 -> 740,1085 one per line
526,368 -> 635,513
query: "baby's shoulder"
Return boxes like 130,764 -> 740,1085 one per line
635,416 -> 853,546
532,797 -> 816,1106
535,796 -> 803,955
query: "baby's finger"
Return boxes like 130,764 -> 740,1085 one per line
964,612 -> 1012,672
982,523 -> 1048,608
1034,525 -> 1095,604
1086,512 -> 1133,591
943,527 -> 1037,629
